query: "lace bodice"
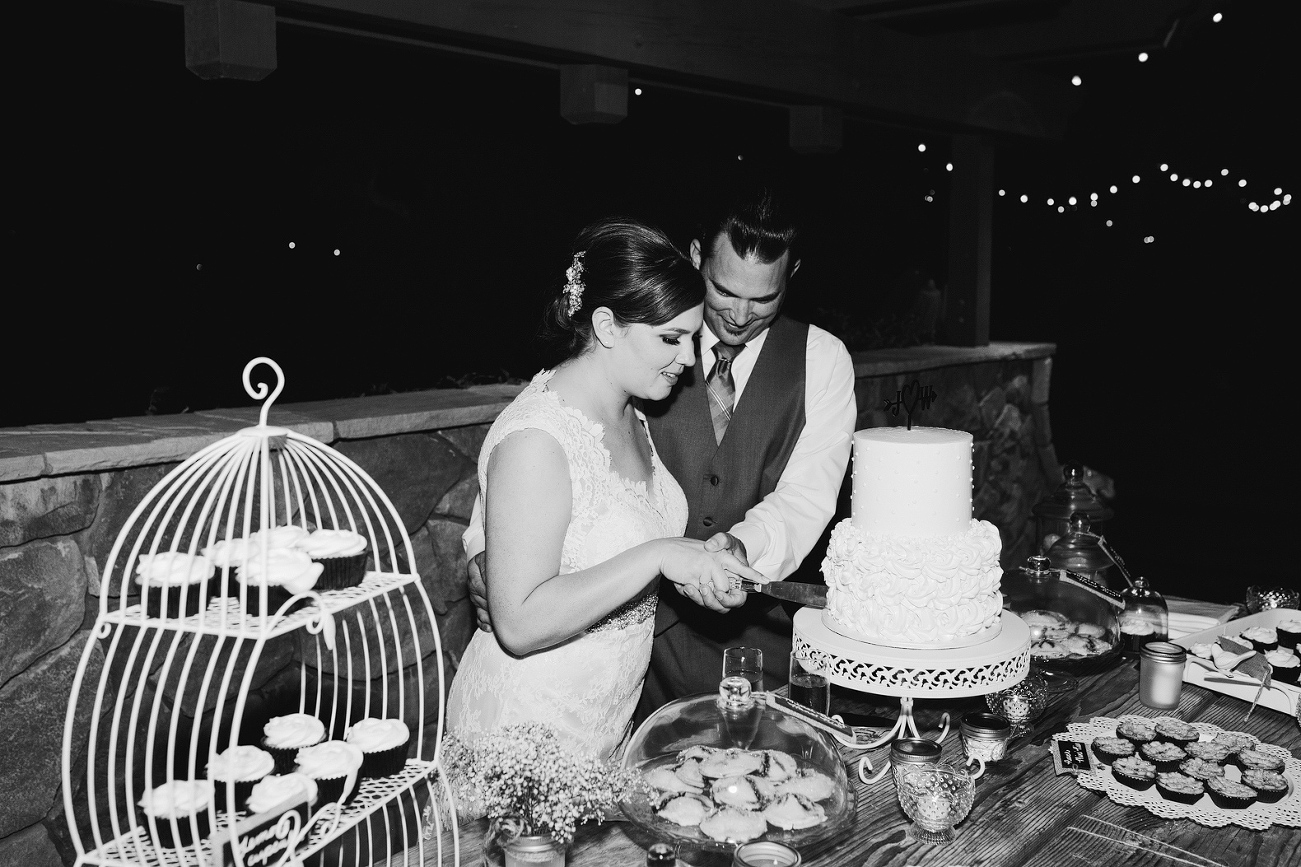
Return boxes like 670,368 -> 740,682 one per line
447,370 -> 689,761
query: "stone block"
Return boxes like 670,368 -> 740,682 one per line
0,538 -> 87,688
77,464 -> 177,596
0,474 -> 100,547
335,434 -> 472,535
1031,357 -> 1052,404
435,474 -> 478,521
419,518 -> 470,616
1006,373 -> 1030,407
0,822 -> 64,867
976,385 -> 1006,430
968,362 -> 1001,398
438,424 -> 492,464
0,450 -> 45,484
150,632 -> 295,718
297,585 -> 438,679
0,631 -> 101,838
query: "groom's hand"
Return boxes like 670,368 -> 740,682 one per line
467,552 -> 493,632
703,532 -> 749,609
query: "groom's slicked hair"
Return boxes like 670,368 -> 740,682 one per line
697,180 -> 798,272
540,217 -> 704,363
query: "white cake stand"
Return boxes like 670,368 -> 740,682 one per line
793,608 -> 1030,754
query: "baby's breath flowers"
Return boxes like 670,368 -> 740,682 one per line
441,723 -> 643,846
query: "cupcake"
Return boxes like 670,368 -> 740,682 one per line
1277,618 -> 1301,651
1184,740 -> 1235,764
344,718 -> 411,779
1155,772 -> 1205,804
236,548 -> 323,616
1091,737 -> 1136,765
1178,758 -> 1225,782
208,745 -> 275,813
251,525 -> 312,550
1153,719 -> 1199,748
1242,769 -> 1290,803
295,529 -> 369,591
202,538 -> 259,598
262,714 -> 326,775
1140,741 -> 1188,772
1265,648 -> 1300,685
136,552 -> 215,619
1206,776 -> 1258,810
1116,719 -> 1157,747
246,773 -> 319,817
1235,748 -> 1286,775
138,780 -> 214,849
1240,626 -> 1279,653
1111,756 -> 1157,790
295,741 -> 365,807
1212,732 -> 1258,753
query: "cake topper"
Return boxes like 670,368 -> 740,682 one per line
883,379 -> 938,430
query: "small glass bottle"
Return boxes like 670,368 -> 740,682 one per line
1120,575 -> 1168,657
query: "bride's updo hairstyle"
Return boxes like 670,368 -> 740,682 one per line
540,218 -> 704,363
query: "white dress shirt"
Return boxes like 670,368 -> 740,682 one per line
463,320 -> 858,582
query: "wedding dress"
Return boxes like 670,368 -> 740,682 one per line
445,370 -> 688,762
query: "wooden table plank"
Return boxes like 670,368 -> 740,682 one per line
423,658 -> 1301,866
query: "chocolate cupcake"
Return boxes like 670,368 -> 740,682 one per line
207,745 -> 275,813
1140,741 -> 1188,773
136,552 -> 215,619
1212,732 -> 1258,753
236,548 -> 323,616
344,718 -> 411,779
138,780 -> 214,849
1112,756 -> 1157,790
1242,770 -> 1290,803
1153,719 -> 1199,748
1155,772 -> 1205,804
1184,740 -> 1235,764
202,538 -> 258,599
1116,719 -> 1157,747
295,741 -> 365,807
1277,618 -> 1301,651
261,714 -> 326,775
295,529 -> 369,591
1240,626 -> 1279,653
1206,776 -> 1258,810
1092,736 -> 1137,765
246,773 -> 319,818
1235,748 -> 1286,775
1265,648 -> 1300,685
1179,758 -> 1225,782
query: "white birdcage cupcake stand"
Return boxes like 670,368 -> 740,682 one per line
59,358 -> 458,867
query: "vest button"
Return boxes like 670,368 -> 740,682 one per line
709,474 -> 720,486
702,517 -> 715,528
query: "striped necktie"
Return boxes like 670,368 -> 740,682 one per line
706,342 -> 745,444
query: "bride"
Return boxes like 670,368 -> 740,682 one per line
445,218 -> 764,761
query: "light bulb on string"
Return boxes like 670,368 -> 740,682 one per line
1239,179 -> 1247,187
1193,181 -> 1202,188
1020,194 -> 1028,203
918,143 -> 927,152
1182,179 -> 1191,187
1275,188 -> 1283,196
1221,169 -> 1230,176
1058,206 -> 1065,213
1071,75 -> 1082,86
999,189 -> 1006,196
1106,220 -> 1114,227
1170,173 -> 1179,181
1138,52 -> 1149,62
1047,198 -> 1054,206
1132,175 -> 1141,183
1160,163 -> 1169,172
1110,185 -> 1118,194
946,163 -> 953,172
1213,12 -> 1223,23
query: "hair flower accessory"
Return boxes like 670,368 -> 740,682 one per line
562,251 -> 586,316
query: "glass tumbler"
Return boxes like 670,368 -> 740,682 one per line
723,646 -> 764,693
788,653 -> 830,715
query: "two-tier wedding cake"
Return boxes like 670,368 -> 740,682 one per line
821,426 -> 1003,648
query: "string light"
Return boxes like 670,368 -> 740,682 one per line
1160,164 -> 1169,171
1020,194 -> 1028,203
998,189 -> 1006,196
634,87 -> 643,96
1213,12 -> 1223,23
288,242 -> 295,249
334,249 -> 341,256
918,143 -> 927,153
946,163 -> 953,171
1132,175 -> 1141,183
1138,52 -> 1149,62
1071,75 -> 1082,86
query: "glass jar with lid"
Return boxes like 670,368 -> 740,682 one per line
1120,575 -> 1169,657
1045,513 -> 1118,589
622,677 -> 853,852
1002,553 -> 1122,675
1032,462 -> 1114,554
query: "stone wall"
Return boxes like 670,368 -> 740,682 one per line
0,342 -> 1054,865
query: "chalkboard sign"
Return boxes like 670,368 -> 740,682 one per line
1052,739 -> 1098,776
204,796 -> 310,867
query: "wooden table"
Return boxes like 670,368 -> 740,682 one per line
427,659 -> 1301,866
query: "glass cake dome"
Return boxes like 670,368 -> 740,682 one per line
1001,554 -> 1123,674
621,678 -> 853,852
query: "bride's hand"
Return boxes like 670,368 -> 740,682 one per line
657,538 -> 766,613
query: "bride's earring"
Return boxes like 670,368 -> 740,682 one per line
590,306 -> 619,350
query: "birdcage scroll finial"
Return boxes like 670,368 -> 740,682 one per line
243,356 -> 286,427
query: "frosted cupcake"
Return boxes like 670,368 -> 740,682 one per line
246,773 -> 319,817
208,745 -> 275,812
1265,648 -> 1300,685
202,538 -> 259,598
295,741 -> 365,807
1240,626 -> 1278,653
1277,618 -> 1301,650
136,552 -> 215,619
138,779 -> 214,849
236,548 -> 323,616
262,714 -> 326,775
295,529 -> 369,591
345,718 -> 411,779
251,525 -> 312,550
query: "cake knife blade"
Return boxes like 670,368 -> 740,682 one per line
738,578 -> 828,609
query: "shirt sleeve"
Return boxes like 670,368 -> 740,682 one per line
727,326 -> 856,580
463,492 -> 486,560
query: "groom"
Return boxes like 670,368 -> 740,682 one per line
634,183 -> 857,720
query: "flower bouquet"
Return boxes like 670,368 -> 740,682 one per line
440,723 -> 642,852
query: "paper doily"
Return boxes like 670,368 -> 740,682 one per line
1058,715 -> 1301,830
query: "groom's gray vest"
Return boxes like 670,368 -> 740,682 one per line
641,316 -> 808,707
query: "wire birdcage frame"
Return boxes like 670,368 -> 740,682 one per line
60,357 -> 459,867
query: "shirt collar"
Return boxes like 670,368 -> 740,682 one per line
701,321 -> 771,360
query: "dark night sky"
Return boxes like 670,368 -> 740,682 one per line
6,2 -> 1295,599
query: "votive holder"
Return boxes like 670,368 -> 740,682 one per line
985,671 -> 1047,737
960,712 -> 1013,763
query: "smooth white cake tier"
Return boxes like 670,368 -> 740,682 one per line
850,427 -> 973,537
822,518 -> 1004,647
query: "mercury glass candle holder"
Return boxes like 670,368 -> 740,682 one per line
985,671 -> 1047,737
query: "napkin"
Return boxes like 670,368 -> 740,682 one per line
1167,612 -> 1220,639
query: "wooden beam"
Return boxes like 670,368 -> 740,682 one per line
941,133 -> 993,346
245,0 -> 1077,138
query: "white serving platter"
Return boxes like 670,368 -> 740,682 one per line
1173,608 -> 1301,718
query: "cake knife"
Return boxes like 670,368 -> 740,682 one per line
737,578 -> 828,609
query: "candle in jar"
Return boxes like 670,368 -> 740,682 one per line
915,792 -> 952,827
